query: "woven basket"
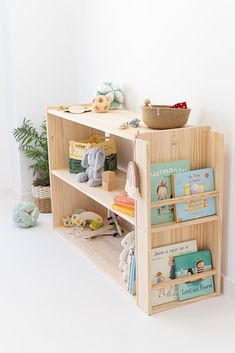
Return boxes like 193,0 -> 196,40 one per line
69,135 -> 117,160
69,135 -> 117,173
31,185 -> 52,213
142,105 -> 191,129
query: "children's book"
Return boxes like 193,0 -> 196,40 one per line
112,204 -> 135,216
174,250 -> 214,301
171,168 -> 216,222
151,240 -> 197,306
151,160 -> 190,225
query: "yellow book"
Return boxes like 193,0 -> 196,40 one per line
112,204 -> 135,216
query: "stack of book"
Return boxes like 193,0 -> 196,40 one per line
112,192 -> 135,217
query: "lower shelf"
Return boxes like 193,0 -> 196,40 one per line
152,292 -> 218,314
55,226 -> 132,293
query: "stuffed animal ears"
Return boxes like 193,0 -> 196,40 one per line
94,148 -> 105,171
81,151 -> 90,168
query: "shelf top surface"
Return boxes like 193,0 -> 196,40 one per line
51,168 -> 135,225
47,107 -> 196,141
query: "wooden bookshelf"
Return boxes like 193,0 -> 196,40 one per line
47,106 -> 224,315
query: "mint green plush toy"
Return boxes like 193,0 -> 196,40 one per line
96,81 -> 125,109
13,202 -> 39,228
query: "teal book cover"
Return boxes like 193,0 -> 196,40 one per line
174,250 -> 214,301
151,160 -> 190,225
172,168 -> 216,222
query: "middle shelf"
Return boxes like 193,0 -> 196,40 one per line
51,168 -> 135,225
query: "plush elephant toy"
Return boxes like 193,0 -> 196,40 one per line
119,231 -> 135,281
76,147 -> 105,187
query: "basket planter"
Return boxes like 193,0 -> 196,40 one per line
31,185 -> 52,213
142,105 -> 191,129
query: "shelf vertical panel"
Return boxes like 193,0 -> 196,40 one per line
135,138 -> 151,315
206,131 -> 224,294
47,111 -> 103,225
139,125 -> 211,168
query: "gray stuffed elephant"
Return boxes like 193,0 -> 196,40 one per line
76,147 -> 105,187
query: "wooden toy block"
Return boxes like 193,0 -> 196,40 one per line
102,180 -> 116,191
102,171 -> 115,182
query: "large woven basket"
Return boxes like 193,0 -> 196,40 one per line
69,135 -> 117,173
69,135 -> 117,160
31,185 -> 52,213
142,105 -> 191,129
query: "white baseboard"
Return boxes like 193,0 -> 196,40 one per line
222,274 -> 235,302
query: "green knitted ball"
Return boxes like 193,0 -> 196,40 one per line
13,202 -> 39,228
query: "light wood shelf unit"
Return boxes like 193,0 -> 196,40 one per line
47,107 -> 224,316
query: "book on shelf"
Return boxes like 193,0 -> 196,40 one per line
171,168 -> 216,222
151,240 -> 197,306
151,160 -> 190,225
127,244 -> 136,295
174,250 -> 215,301
113,192 -> 135,216
112,204 -> 134,216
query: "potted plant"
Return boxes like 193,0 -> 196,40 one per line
13,118 -> 51,213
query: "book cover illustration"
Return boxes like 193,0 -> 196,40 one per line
171,168 -> 216,222
174,250 -> 214,301
151,240 -> 197,306
150,160 -> 190,225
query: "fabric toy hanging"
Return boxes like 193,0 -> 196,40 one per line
125,161 -> 140,200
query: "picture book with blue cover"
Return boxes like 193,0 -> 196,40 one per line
174,250 -> 214,301
151,160 -> 190,225
151,240 -> 197,306
171,168 -> 216,222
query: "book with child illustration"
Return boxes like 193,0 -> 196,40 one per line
151,240 -> 197,306
174,249 -> 215,301
151,160 -> 190,225
171,168 -> 216,222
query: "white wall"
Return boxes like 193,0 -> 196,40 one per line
0,0 -> 12,191
77,0 -> 235,292
8,0 -> 81,197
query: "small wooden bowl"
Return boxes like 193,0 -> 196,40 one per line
142,105 -> 191,129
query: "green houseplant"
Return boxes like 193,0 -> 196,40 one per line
13,118 -> 51,213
